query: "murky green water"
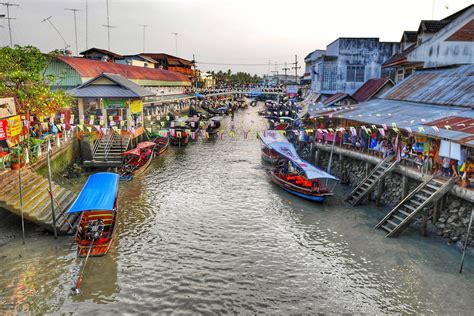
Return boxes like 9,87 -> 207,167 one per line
1,105 -> 473,314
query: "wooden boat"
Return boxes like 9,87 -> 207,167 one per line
68,172 -> 120,257
270,170 -> 334,202
260,132 -> 338,202
206,116 -> 223,136
154,136 -> 169,155
170,119 -> 190,146
120,141 -> 155,180
258,130 -> 289,164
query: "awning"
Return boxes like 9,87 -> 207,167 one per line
67,173 -> 119,213
268,141 -> 338,180
136,141 -> 156,149
258,130 -> 289,146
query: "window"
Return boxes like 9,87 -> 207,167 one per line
346,65 -> 365,82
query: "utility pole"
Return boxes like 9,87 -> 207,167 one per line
140,24 -> 148,52
292,54 -> 301,86
282,62 -> 290,88
41,16 -> 70,52
0,2 -> 19,47
102,0 -> 116,51
85,0 -> 88,49
65,8 -> 79,55
172,32 -> 178,56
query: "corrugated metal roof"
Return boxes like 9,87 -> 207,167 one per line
79,47 -> 124,59
69,73 -> 155,98
327,99 -> 474,145
56,56 -> 190,84
352,77 -> 393,102
382,44 -> 418,67
322,92 -> 353,106
381,64 -> 474,107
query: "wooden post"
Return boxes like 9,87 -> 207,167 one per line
365,161 -> 370,177
421,208 -> 428,237
47,145 -> 58,239
432,199 -> 441,224
401,174 -> 409,199
376,177 -> 385,207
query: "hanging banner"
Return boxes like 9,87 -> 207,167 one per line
7,115 -> 22,137
0,98 -> 16,119
130,100 -> 143,114
0,120 -> 7,140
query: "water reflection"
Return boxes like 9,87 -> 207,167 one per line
0,104 -> 473,314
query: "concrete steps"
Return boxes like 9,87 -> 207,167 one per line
0,168 -> 78,235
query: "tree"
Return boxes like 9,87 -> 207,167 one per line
0,45 -> 73,117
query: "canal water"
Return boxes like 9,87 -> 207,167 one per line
1,104 -> 473,314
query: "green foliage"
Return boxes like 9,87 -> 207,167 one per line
0,45 -> 73,115
211,69 -> 261,85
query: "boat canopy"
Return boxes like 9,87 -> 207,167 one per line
269,141 -> 338,180
67,172 -> 119,213
211,116 -> 224,121
258,130 -> 289,147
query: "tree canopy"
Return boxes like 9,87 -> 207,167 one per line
0,45 -> 72,116
210,69 -> 261,85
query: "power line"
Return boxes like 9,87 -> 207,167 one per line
0,2 -> 19,47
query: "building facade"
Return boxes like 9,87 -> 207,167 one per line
383,4 -> 474,83
307,38 -> 399,95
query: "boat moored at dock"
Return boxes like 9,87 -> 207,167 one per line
68,172 -> 120,257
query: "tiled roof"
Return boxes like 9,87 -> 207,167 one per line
402,31 -> 417,42
79,47 -> 123,59
381,64 -> 474,107
57,56 -> 191,84
141,53 -> 194,66
352,78 -> 393,102
419,20 -> 450,33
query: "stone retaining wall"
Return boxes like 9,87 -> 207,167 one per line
312,147 -> 474,246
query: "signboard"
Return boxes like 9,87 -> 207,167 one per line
286,85 -> 298,98
0,97 -> 16,119
130,100 -> 143,114
7,115 -> 22,138
440,140 -> 461,160
103,99 -> 127,109
0,120 -> 7,140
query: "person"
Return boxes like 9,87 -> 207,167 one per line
450,159 -> 458,177
442,157 -> 450,176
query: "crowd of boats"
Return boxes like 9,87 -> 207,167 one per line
66,97 -> 340,293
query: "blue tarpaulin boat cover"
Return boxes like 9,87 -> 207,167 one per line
67,172 -> 119,213
268,141 -> 338,180
258,130 -> 289,146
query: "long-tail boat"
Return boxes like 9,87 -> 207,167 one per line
120,141 -> 156,180
170,119 -> 190,146
68,172 -> 120,257
267,141 -> 338,202
148,129 -> 170,155
258,130 -> 289,164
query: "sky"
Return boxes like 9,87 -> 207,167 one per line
2,0 -> 472,75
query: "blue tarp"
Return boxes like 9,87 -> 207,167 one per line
67,172 -> 119,213
268,141 -> 338,180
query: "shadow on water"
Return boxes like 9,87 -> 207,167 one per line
1,104 -> 474,314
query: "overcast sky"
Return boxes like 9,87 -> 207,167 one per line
3,0 -> 472,74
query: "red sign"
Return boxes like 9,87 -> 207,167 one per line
0,120 -> 7,140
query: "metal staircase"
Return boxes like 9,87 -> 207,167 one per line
85,132 -> 130,168
375,174 -> 456,237
345,155 -> 399,206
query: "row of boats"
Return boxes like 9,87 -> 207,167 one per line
259,131 -> 338,202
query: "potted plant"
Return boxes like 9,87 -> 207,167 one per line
10,149 -> 25,170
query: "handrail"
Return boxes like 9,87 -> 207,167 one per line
103,131 -> 117,160
92,131 -> 104,156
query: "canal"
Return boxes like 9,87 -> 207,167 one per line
1,104 -> 473,314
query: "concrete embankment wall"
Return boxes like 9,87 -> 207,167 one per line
34,139 -> 79,178
311,144 -> 474,246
